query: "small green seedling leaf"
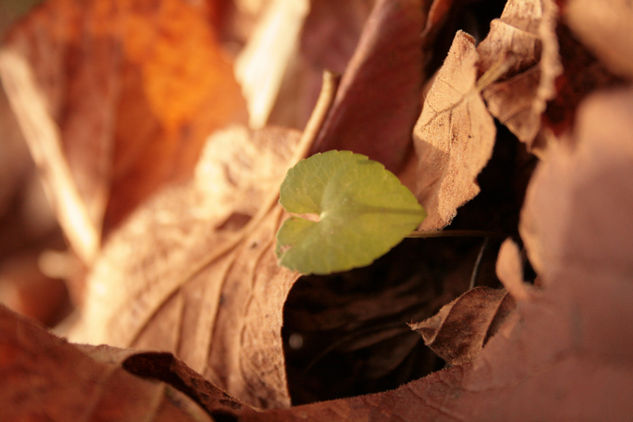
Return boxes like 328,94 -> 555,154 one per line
276,150 -> 426,275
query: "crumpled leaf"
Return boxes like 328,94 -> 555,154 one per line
565,0 -> 633,79
310,0 -> 425,172
276,150 -> 425,275
69,125 -> 305,408
0,304 -> 213,422
0,0 -> 245,262
409,286 -> 516,366
413,30 -> 496,231
243,86 -> 633,422
476,0 -> 561,148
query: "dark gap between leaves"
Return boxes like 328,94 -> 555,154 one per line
282,122 -> 536,405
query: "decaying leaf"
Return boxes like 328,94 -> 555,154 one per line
564,0 -> 633,79
413,30 -> 496,231
0,0 -> 245,262
477,0 -> 561,148
310,0 -> 425,172
409,286 -> 515,366
0,305 -> 213,422
68,125 -> 305,408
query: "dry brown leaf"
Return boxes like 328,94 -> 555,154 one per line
0,304 -> 214,422
310,0 -> 425,172
235,0 -> 309,128
413,30 -> 496,231
68,125 -> 304,408
521,86 -> 633,282
477,0 -> 561,148
0,0 -> 245,262
241,86 -> 633,422
266,0 -> 374,129
409,286 -> 515,366
564,0 -> 633,79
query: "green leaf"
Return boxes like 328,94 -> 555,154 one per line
276,150 -> 426,275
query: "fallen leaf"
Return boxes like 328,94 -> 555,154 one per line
266,0 -> 373,129
409,286 -> 515,366
310,0 -> 425,173
235,0 -> 310,128
0,0 -> 245,262
564,0 -> 633,79
68,125 -> 305,408
413,30 -> 496,231
521,86 -> 633,282
239,87 -> 633,422
0,304 -> 214,422
476,0 -> 561,148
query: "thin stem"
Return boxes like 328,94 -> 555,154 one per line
406,229 -> 503,239
469,237 -> 490,289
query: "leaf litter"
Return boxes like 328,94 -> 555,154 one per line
1,0 -> 633,420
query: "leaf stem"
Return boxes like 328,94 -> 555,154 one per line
406,229 -> 503,239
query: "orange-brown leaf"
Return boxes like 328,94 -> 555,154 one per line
0,0 -> 246,262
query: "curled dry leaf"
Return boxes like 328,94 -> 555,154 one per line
564,0 -> 633,79
477,0 -> 561,148
413,30 -> 496,231
409,286 -> 516,366
241,87 -> 633,422
69,125 -> 304,408
0,0 -> 245,262
310,0 -> 425,172
0,305 -> 213,422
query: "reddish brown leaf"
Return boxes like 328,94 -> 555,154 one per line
409,286 -> 515,366
68,125 -> 306,408
412,30 -> 496,230
0,0 -> 246,262
0,305 -> 214,422
310,0 -> 425,172
477,0 -> 561,148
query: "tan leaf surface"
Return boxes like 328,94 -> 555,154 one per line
310,0 -> 425,172
565,0 -> 633,79
409,286 -> 515,366
242,87 -> 633,422
413,30 -> 496,230
0,0 -> 245,262
477,0 -> 561,148
69,125 -> 305,408
0,304 -> 213,422
520,86 -> 633,282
